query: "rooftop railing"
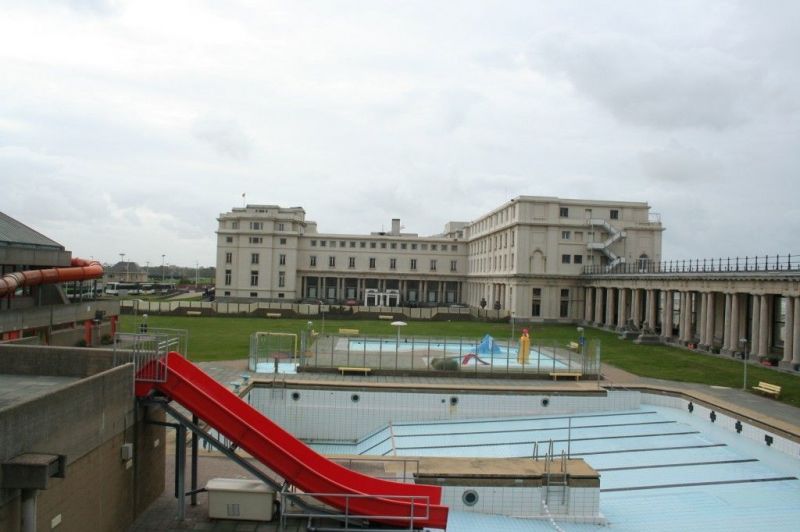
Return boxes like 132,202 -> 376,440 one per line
583,254 -> 800,275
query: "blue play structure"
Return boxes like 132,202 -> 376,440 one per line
476,334 -> 503,355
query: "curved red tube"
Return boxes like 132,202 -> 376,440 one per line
0,258 -> 104,297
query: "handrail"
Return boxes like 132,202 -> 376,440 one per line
583,253 -> 800,275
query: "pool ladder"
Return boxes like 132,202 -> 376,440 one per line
541,440 -> 568,507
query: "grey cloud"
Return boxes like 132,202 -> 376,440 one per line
528,31 -> 764,130
192,118 -> 252,160
639,140 -> 722,183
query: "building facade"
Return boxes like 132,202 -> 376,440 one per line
215,197 -> 663,321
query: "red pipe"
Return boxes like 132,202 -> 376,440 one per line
0,258 -> 104,297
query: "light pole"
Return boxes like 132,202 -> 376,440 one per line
195,261 -> 199,288
510,311 -> 516,345
740,337 -> 749,390
161,255 -> 166,282
391,321 -> 407,370
119,253 -> 125,281
318,300 -> 325,337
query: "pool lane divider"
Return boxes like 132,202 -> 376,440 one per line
391,420 -> 677,439
596,458 -> 759,472
601,476 -> 798,492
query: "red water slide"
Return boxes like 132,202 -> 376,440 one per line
135,352 -> 449,529
0,258 -> 103,297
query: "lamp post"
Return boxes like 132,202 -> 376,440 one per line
161,254 -> 166,282
740,337 -> 749,390
318,300 -> 325,337
119,253 -> 125,281
391,321 -> 407,370
195,261 -> 199,288
511,311 -> 516,345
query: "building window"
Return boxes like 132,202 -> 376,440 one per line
389,258 -> 397,269
421,244 -> 428,250
380,242 -> 387,249
451,245 -> 458,251
450,260 -> 457,272
559,207 -> 569,217
532,288 -> 542,317
250,292 -> 258,297
430,259 -> 437,271
249,222 -> 262,230
330,241 -> 337,248
431,244 -> 438,251
251,253 -> 259,264
561,254 -> 571,264
279,238 -> 287,245
329,256 -> 336,267
279,254 -> 286,265
410,259 -> 417,270
278,271 -> 285,287
225,236 -> 233,243
350,241 -> 356,248
277,223 -> 285,231
561,231 -> 571,240
339,241 -> 346,247
574,255 -> 583,264
224,291 -> 230,296
250,270 -> 258,286
278,293 -> 284,298
320,241 -> 327,247
224,269 -> 231,285
231,222 -> 239,229
610,209 -> 619,220
310,256 -> 317,267
411,243 -> 418,250
349,257 -> 356,268
311,240 -> 317,247
370,242 -> 376,248
249,237 -> 262,244
225,252 -> 232,264
369,257 -> 376,269
560,288 -> 569,318
390,242 -> 397,249
638,254 -> 650,271
360,242 -> 366,248
401,243 -> 407,249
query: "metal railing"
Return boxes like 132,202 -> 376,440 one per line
583,253 -> 800,275
278,491 -> 430,531
296,333 -> 599,377
113,332 -> 173,382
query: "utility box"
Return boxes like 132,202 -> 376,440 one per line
206,478 -> 274,521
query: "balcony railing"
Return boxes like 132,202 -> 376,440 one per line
583,254 -> 800,275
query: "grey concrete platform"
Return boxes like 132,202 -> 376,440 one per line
0,374 -> 79,410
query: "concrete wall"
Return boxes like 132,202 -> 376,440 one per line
0,345 -> 116,378
0,362 -> 165,532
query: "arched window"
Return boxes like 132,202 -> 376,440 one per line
638,254 -> 650,272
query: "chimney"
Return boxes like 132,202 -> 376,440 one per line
391,218 -> 401,235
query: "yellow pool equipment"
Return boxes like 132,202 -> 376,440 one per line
518,328 -> 531,364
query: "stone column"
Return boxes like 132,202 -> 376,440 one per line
750,294 -> 760,357
662,290 -> 673,340
758,294 -> 770,358
605,287 -> 616,327
685,292 -> 694,344
793,297 -> 800,366
706,292 -> 716,350
617,288 -> 627,330
585,287 -> 593,322
722,293 -> 732,352
594,287 -> 604,325
678,292 -> 687,342
647,289 -> 658,331
729,293 -> 740,352
698,293 -> 708,347
631,289 -> 641,329
782,296 -> 794,365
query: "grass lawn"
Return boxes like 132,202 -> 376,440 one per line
119,315 -> 800,407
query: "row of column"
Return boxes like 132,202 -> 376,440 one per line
583,287 -> 800,366
302,276 -> 461,303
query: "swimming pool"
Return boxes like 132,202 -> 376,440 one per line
246,386 -> 800,531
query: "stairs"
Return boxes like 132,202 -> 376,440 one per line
587,219 -> 626,270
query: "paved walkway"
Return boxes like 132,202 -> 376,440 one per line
129,358 -> 799,531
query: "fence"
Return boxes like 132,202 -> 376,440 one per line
583,253 -> 800,275
113,332 -> 172,383
296,332 -> 600,377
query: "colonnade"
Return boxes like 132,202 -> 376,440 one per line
584,286 -> 800,367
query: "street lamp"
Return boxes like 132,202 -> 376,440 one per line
119,253 -> 125,281
317,300 -> 325,336
161,254 -> 166,282
740,337 -> 749,390
391,321 -> 407,370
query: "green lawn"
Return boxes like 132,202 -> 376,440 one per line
119,315 -> 800,407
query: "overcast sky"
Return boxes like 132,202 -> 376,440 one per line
2,0 -> 798,267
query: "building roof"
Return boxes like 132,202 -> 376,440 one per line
0,212 -> 64,250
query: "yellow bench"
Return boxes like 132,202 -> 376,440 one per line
338,328 -> 360,336
567,341 -> 580,352
266,312 -> 282,318
752,381 -> 781,398
549,372 -> 582,381
338,366 -> 372,376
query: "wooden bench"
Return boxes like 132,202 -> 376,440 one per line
549,372 -> 582,381
338,366 -> 372,376
567,341 -> 580,352
186,310 -> 202,316
752,381 -> 781,398
378,315 -> 394,320
338,328 -> 360,336
266,312 -> 282,318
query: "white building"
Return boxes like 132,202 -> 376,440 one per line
215,197 -> 663,320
